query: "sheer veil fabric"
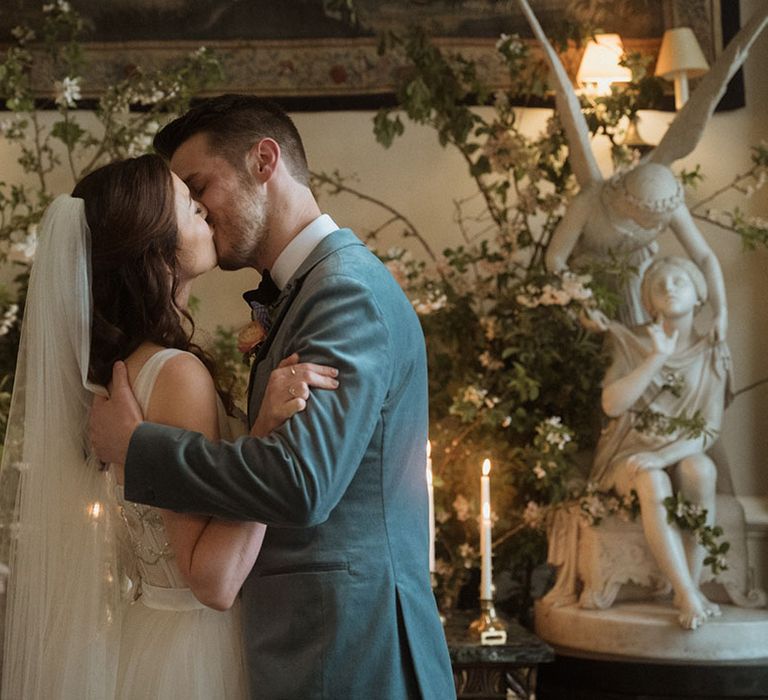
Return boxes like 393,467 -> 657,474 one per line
0,195 -> 122,698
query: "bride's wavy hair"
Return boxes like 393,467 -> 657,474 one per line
73,154 -> 225,403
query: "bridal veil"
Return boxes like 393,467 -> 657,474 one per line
0,195 -> 122,697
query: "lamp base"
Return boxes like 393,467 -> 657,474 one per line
623,116 -> 654,154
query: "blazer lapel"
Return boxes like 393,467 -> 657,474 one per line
245,228 -> 366,426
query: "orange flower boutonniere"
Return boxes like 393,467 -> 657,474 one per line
236,320 -> 268,358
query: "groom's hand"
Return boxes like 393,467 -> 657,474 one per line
89,361 -> 144,473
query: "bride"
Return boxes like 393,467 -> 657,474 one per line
0,153 -> 338,698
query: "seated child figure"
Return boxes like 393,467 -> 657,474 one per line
590,256 -> 731,629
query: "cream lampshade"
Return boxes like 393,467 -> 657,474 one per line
655,27 -> 709,109
576,33 -> 632,95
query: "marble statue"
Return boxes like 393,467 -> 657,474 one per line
537,258 -> 765,643
591,256 -> 729,629
517,0 -> 768,338
517,0 -> 768,652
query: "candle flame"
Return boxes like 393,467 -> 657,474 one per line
87,501 -> 102,520
482,458 -> 491,476
482,502 -> 491,520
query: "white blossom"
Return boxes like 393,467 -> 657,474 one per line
493,90 -> 510,111
43,0 -> 71,13
479,316 -> 497,341
533,461 -> 546,480
501,416 -> 512,428
0,304 -> 19,337
11,26 -> 36,43
8,224 -> 38,263
412,293 -> 447,315
458,543 -> 476,567
461,385 -> 487,408
478,350 -> 503,371
516,290 -> 540,308
523,501 -> 544,529
561,271 -> 593,301
54,76 -> 82,108
453,494 -> 470,522
539,284 -> 571,306
581,494 -> 605,522
136,89 -> 166,106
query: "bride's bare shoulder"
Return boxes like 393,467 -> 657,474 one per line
121,341 -> 167,386
144,349 -> 219,439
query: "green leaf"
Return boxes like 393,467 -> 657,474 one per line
51,120 -> 85,148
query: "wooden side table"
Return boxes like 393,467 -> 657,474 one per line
444,611 -> 555,700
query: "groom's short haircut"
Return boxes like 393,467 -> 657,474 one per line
153,94 -> 310,187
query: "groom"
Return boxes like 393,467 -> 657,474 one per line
90,95 -> 455,699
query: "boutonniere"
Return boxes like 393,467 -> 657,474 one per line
237,319 -> 268,359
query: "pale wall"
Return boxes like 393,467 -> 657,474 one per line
1,1 -> 766,496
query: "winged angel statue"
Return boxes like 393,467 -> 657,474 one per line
517,0 -> 768,341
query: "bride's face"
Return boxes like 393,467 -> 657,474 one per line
172,173 -> 217,281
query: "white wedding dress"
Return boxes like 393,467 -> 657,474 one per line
114,347 -> 248,699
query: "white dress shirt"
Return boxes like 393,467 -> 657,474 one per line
270,214 -> 339,289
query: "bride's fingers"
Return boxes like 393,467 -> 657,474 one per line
300,371 -> 339,391
283,397 -> 307,418
286,381 -> 311,401
292,362 -> 338,378
277,352 -> 300,369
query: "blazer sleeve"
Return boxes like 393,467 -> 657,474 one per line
124,272 -> 392,526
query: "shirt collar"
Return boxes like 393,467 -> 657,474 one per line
270,214 -> 339,289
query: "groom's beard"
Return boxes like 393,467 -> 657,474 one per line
216,188 -> 268,271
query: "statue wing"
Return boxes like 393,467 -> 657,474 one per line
516,0 -> 603,187
649,7 -> 768,166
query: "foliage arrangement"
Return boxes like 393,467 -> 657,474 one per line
313,24 -> 761,616
0,1 -> 223,438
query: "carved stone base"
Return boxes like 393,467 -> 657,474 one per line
535,599 -> 768,661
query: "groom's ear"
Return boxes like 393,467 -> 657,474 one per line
245,138 -> 280,184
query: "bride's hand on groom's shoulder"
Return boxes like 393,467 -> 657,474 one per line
250,353 -> 339,438
89,361 -> 144,471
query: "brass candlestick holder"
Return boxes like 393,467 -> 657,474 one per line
468,596 -> 508,645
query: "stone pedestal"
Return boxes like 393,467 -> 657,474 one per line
535,599 -> 768,661
535,601 -> 768,699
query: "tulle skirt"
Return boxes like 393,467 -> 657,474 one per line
116,591 -> 248,699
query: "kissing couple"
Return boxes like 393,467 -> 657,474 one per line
1,95 -> 455,699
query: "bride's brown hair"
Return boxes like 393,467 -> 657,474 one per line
74,154 -> 224,401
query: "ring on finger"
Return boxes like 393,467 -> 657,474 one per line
290,366 -> 297,376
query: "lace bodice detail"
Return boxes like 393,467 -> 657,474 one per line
114,348 -> 237,594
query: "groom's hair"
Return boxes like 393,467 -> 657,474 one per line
153,94 -> 310,186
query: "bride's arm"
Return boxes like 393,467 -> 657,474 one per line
146,353 -> 264,611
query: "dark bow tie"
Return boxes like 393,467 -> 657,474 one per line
243,270 -> 280,308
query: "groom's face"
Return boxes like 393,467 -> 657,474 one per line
170,132 -> 267,271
